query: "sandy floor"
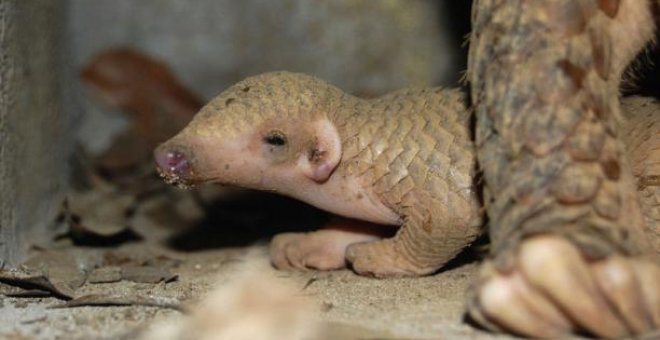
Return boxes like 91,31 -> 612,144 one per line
0,190 -> 514,339
0,247 -> 511,339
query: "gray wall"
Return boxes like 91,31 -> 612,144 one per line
67,0 -> 454,98
0,0 -> 68,265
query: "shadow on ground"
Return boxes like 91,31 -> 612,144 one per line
166,190 -> 331,251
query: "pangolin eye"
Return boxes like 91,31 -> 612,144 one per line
263,131 -> 287,146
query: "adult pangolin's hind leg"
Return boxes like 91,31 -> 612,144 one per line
468,0 -> 660,338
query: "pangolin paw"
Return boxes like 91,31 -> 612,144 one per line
469,235 -> 660,338
270,231 -> 349,271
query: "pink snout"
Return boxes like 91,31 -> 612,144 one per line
154,145 -> 193,183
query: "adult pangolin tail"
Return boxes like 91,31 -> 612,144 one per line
468,0 -> 657,265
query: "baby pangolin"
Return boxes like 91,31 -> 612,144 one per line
154,71 -> 483,277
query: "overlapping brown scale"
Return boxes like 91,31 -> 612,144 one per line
589,27 -> 613,80
551,163 -> 603,204
566,113 -> 607,161
542,0 -> 590,37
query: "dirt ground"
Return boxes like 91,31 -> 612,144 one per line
0,188 -> 515,340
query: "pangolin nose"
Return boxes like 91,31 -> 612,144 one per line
154,147 -> 192,180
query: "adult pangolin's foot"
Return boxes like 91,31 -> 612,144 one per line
469,235 -> 660,338
270,222 -> 381,271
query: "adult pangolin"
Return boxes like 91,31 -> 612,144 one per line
155,1 -> 660,338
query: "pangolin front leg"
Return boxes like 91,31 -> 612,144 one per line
346,194 -> 481,277
468,0 -> 660,338
270,218 -> 382,271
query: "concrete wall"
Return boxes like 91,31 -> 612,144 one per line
0,0 -> 68,265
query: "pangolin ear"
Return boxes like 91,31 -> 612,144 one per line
297,118 -> 342,183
